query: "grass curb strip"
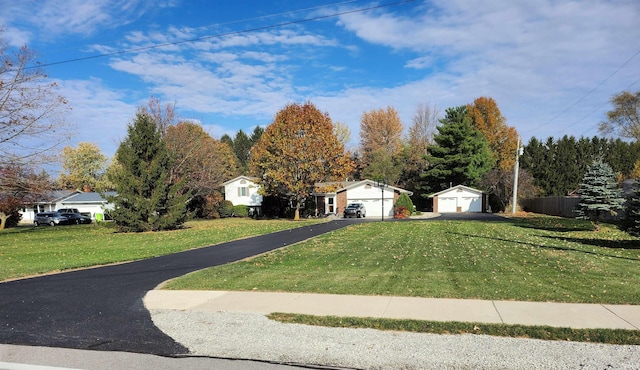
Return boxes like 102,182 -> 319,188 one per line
268,313 -> 640,345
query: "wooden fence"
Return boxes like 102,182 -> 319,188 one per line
520,196 -> 581,218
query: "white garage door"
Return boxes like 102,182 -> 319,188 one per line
438,197 -> 457,213
461,197 -> 482,212
348,198 -> 393,217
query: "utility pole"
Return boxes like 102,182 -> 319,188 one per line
376,180 -> 386,221
512,138 -> 523,214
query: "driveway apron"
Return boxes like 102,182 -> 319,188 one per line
0,220 -> 351,356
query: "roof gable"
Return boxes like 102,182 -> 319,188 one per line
313,179 -> 412,195
221,175 -> 260,187
428,185 -> 484,198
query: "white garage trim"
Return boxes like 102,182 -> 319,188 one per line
429,185 -> 486,213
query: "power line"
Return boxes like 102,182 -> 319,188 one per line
523,46 -> 640,135
576,75 -> 640,137
35,0 -> 361,57
27,0 -> 416,70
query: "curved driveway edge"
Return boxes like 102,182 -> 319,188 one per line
0,220 -> 352,355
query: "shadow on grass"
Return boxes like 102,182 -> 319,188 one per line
448,232 -> 640,262
507,216 -> 595,233
540,235 -> 640,250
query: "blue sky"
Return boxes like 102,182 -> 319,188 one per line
3,0 -> 639,158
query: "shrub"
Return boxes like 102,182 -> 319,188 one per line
394,206 -> 411,219
233,205 -> 249,217
217,200 -> 234,218
394,193 -> 415,214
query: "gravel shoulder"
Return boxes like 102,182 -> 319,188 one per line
150,309 -> 640,369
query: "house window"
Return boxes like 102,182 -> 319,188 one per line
238,187 -> 249,197
365,184 -> 372,189
328,197 -> 334,213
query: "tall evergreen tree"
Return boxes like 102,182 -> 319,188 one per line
419,106 -> 494,193
575,158 -> 625,231
520,137 -> 547,196
552,136 -> 580,194
220,134 -> 234,148
108,112 -> 189,232
233,129 -> 252,172
624,179 -> 640,237
249,126 -> 264,145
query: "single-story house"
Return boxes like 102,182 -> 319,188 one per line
222,177 -> 413,218
20,191 -> 115,222
221,176 -> 263,214
57,191 -> 116,219
429,185 -> 487,213
313,179 -> 413,218
19,190 -> 79,222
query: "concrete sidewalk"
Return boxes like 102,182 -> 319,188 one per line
144,290 -> 640,330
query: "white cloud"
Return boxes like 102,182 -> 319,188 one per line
3,0 -> 153,44
56,78 -> 136,157
12,0 -> 637,160
332,0 -> 640,141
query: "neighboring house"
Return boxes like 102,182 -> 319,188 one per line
313,179 -> 413,218
57,191 -> 116,220
20,191 -> 115,222
429,185 -> 487,213
221,176 -> 263,214
20,190 -> 79,222
221,177 -> 412,218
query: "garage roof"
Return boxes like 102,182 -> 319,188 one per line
428,185 -> 484,198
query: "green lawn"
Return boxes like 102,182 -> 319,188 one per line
0,218 -> 323,281
165,215 -> 640,304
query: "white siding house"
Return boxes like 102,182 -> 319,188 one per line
20,190 -> 79,222
314,180 -> 412,218
20,191 -> 114,222
221,176 -> 263,208
58,191 -> 116,220
429,185 -> 487,213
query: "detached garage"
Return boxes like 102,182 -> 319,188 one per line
429,185 -> 487,213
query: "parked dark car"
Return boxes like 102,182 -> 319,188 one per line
57,209 -> 92,224
344,203 -> 366,218
34,212 -> 70,226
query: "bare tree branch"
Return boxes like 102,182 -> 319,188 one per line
0,36 -> 71,166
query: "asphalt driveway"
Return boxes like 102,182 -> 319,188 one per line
0,213 -> 503,356
0,220 -> 352,355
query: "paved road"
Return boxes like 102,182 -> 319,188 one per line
0,220 -> 354,356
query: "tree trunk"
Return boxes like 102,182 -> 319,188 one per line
294,202 -> 300,221
0,213 -> 8,230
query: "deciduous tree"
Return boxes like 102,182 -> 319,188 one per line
107,111 -> 189,232
467,97 -> 518,171
599,90 -> 640,141
58,142 -> 109,191
359,106 -> 403,165
143,95 -> 176,138
0,34 -> 71,166
165,122 -> 238,210
0,162 -> 51,229
574,158 -> 625,231
250,102 -> 354,220
401,103 -> 439,203
333,121 -> 352,148
408,103 -> 439,151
